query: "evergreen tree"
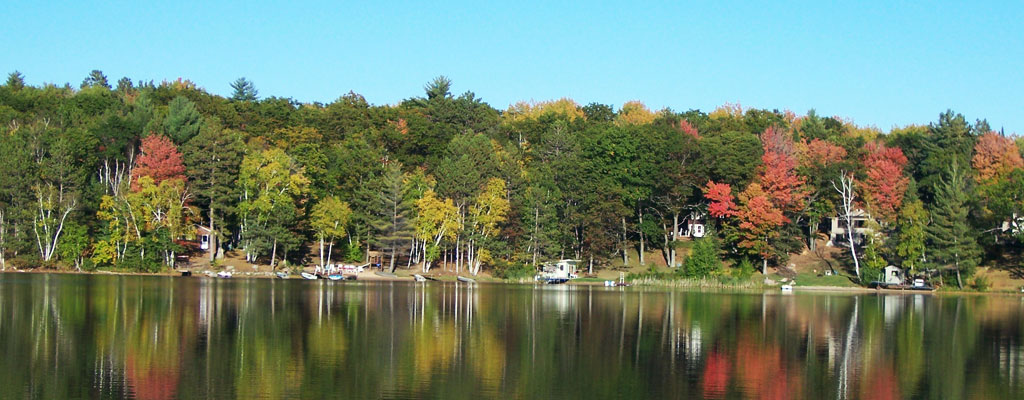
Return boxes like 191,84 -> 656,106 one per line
183,122 -> 245,261
164,96 -> 202,144
81,69 -> 110,89
926,163 -> 981,289
230,77 -> 258,102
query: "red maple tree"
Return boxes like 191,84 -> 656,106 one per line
759,126 -> 806,212
861,141 -> 909,223
674,119 -> 700,139
704,181 -> 738,218
799,138 -> 847,168
132,134 -> 186,191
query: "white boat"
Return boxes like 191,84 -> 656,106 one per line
457,276 -> 476,283
217,271 -> 233,279
300,272 -> 318,280
781,284 -> 793,292
413,274 -> 427,282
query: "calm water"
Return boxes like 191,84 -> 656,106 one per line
0,274 -> 1022,399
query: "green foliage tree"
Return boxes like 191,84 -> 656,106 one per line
230,77 -> 258,102
183,121 -> 245,261
81,69 -> 110,89
682,237 -> 721,278
310,196 -> 351,268
926,163 -> 981,289
164,96 -> 202,144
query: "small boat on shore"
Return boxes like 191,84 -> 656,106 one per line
216,271 -> 233,279
781,284 -> 793,292
413,274 -> 427,282
328,274 -> 344,281
300,272 -> 318,280
275,272 -> 289,279
457,276 -> 476,283
180,270 -> 192,277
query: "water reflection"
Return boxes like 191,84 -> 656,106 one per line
0,274 -> 1022,399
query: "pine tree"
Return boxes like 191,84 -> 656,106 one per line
230,77 -> 258,102
926,163 -> 981,289
183,122 -> 245,261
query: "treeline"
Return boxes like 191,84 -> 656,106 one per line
0,70 -> 1021,285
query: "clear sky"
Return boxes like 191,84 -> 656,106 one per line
3,1 -> 1022,133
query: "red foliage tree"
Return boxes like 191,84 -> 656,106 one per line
132,134 -> 186,191
861,142 -> 909,223
972,131 -> 1024,183
704,181 -> 737,218
759,126 -> 806,212
674,119 -> 700,139
799,138 -> 847,168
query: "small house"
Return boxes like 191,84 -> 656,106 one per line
883,265 -> 903,285
828,209 -> 874,246
677,211 -> 707,238
196,225 -> 212,251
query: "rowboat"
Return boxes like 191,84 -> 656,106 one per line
300,272 -> 318,280
275,272 -> 289,279
457,276 -> 476,283
413,274 -> 427,282
328,274 -> 344,281
216,271 -> 233,279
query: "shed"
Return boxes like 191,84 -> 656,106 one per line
883,265 -> 903,285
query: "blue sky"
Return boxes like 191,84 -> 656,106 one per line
3,1 -> 1022,132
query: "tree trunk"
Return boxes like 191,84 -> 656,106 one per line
209,208 -> 216,262
808,221 -> 817,252
638,211 -> 645,266
671,212 -> 679,268
270,238 -> 278,269
622,217 -> 629,266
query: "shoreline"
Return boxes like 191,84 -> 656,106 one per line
2,269 -> 1020,296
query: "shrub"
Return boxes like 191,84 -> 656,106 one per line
972,275 -> 991,292
682,238 -> 722,278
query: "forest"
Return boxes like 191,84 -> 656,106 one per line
0,70 -> 1021,287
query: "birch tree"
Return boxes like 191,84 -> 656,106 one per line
832,170 -> 860,279
310,196 -> 351,269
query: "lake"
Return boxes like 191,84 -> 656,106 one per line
0,274 -> 1021,399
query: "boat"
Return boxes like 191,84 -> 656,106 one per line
180,270 -> 192,277
328,274 -> 344,281
781,284 -> 794,292
457,276 -> 476,283
535,259 -> 580,284
300,272 -> 318,280
275,272 -> 289,279
216,271 -> 233,279
413,274 -> 427,282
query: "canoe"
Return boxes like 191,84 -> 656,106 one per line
413,274 -> 427,282
300,272 -> 318,280
328,274 -> 344,281
456,276 -> 476,283
275,272 -> 289,279
217,271 -> 233,279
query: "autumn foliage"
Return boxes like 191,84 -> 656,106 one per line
759,126 -> 806,212
972,131 -> 1023,183
861,142 -> 909,223
705,181 -> 737,218
799,138 -> 847,167
132,134 -> 185,191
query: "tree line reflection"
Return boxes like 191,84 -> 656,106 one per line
0,275 -> 1022,399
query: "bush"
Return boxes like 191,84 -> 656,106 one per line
492,260 -> 534,281
733,258 -> 755,280
972,275 -> 991,292
682,238 -> 722,278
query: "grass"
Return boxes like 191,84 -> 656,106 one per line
790,271 -> 859,287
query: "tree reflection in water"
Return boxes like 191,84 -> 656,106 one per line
0,274 -> 1022,399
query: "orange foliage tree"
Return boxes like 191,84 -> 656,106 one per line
972,131 -> 1023,184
